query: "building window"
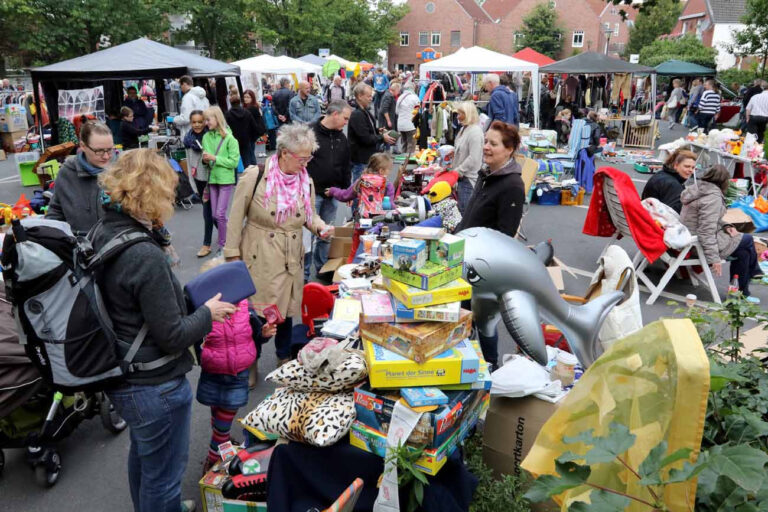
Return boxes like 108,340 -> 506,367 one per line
450,30 -> 461,47
572,30 -> 584,47
425,2 -> 435,13
419,31 -> 429,46
695,19 -> 703,39
682,21 -> 687,33
431,31 -> 441,46
614,23 -> 619,36
548,0 -> 556,7
514,31 -> 525,45
400,32 -> 409,46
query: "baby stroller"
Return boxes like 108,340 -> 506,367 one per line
0,291 -> 126,487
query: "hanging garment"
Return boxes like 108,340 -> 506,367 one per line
611,74 -> 631,104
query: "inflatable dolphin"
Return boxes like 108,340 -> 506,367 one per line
457,227 -> 624,368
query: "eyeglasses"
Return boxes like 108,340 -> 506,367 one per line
287,150 -> 313,163
85,145 -> 115,157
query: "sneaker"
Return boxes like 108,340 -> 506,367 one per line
746,296 -> 761,304
181,499 -> 196,512
196,246 -> 211,258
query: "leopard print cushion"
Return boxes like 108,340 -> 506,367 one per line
242,388 -> 355,447
265,353 -> 367,392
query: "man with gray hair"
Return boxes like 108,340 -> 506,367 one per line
378,81 -> 401,131
325,75 -> 345,103
289,80 -> 321,124
304,99 -> 352,280
348,83 -> 396,182
272,77 -> 294,125
484,73 -> 518,127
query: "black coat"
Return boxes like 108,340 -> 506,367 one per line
377,90 -> 397,129
120,120 -> 150,149
456,159 -> 525,238
272,88 -> 294,121
306,118 -> 352,191
225,106 -> 260,159
348,105 -> 382,164
641,165 -> 687,213
247,105 -> 267,138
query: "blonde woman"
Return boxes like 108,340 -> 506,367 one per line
225,123 -> 333,368
452,101 -> 484,213
666,79 -> 685,129
93,149 -> 235,512
202,106 -> 240,253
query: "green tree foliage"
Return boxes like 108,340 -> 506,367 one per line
604,0 -> 681,18
515,3 -> 564,58
639,35 -> 717,68
250,0 -> 408,61
625,0 -> 683,57
728,0 -> 768,78
170,0 -> 259,60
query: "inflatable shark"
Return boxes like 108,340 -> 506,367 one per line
457,227 -> 624,368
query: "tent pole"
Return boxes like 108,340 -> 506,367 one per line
236,76 -> 244,98
533,71 -> 540,129
32,77 -> 45,151
651,73 -> 657,115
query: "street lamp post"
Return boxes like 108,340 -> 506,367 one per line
603,26 -> 613,55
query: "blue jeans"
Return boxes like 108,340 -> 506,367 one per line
351,163 -> 367,213
304,195 -> 338,281
107,377 -> 193,512
456,177 -> 474,215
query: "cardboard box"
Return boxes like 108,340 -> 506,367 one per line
222,500 -> 267,512
482,396 -> 561,479
381,260 -> 463,291
393,299 -> 462,323
400,387 -> 449,407
331,298 -> 362,323
0,106 -> 28,133
354,383 -> 485,449
724,208 -> 755,234
392,238 -> 427,272
361,293 -> 395,323
1,130 -> 27,153
199,460 -> 232,512
363,338 -> 480,388
0,149 -> 6,161
319,225 -> 356,279
739,325 -> 768,360
384,277 -> 472,309
428,234 -> 465,268
360,309 -> 472,363
400,226 -> 446,240
439,340 -> 492,391
350,392 -> 490,475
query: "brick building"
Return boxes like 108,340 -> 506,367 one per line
388,0 -> 638,72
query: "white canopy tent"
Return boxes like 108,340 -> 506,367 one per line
420,46 -> 540,128
232,54 -> 321,97
326,54 -> 352,67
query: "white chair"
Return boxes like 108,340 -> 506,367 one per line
545,118 -> 591,173
600,173 -> 721,305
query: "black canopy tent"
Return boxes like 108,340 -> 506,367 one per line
30,38 -> 242,149
540,52 -> 657,113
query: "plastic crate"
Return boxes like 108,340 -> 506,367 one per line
537,189 -> 562,205
561,188 -> 585,206
18,161 -> 39,186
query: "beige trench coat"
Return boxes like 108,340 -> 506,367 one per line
224,161 -> 325,319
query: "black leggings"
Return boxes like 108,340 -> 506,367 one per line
194,178 -> 214,246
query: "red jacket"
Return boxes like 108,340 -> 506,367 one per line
200,300 -> 256,375
583,167 -> 667,263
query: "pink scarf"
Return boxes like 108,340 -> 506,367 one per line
263,154 -> 313,226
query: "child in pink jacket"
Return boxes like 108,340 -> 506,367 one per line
196,260 -> 276,471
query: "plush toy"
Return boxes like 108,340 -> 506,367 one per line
427,181 -> 462,232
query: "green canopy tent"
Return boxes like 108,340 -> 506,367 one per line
654,60 -> 715,76
322,59 -> 341,78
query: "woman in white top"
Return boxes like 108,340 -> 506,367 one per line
395,84 -> 421,154
452,101 -> 485,213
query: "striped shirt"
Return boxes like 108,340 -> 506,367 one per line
746,91 -> 768,117
697,90 -> 721,115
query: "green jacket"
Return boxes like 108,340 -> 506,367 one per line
202,129 -> 240,185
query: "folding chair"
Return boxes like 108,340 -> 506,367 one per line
545,119 -> 591,174
600,173 -> 721,305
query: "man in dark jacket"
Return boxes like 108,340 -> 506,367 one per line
348,83 -> 396,183
484,73 -> 519,127
225,94 -> 260,167
272,78 -> 294,126
304,100 -> 352,281
641,150 -> 696,213
122,86 -> 153,130
377,82 -> 400,131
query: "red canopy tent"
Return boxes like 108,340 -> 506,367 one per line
512,47 -> 555,66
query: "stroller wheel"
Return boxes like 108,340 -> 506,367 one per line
99,394 -> 127,434
34,451 -> 60,487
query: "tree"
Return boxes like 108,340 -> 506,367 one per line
728,0 -> 768,78
604,0 -> 681,18
625,0 -> 683,57
515,3 -> 564,58
639,34 -> 717,67
170,0 -> 259,60
0,0 -> 36,73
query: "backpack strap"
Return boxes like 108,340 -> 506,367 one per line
121,324 -> 182,372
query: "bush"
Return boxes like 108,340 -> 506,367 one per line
718,68 -> 759,88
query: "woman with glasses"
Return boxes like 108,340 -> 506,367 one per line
224,123 -> 334,368
47,121 -> 116,235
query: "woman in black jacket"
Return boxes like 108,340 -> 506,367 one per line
93,149 -> 235,512
641,149 -> 697,213
243,89 -> 267,156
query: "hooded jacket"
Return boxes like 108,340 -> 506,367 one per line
306,118 -> 352,191
46,155 -> 104,235
456,158 -> 525,238
225,105 -> 260,159
175,86 -> 210,136
680,180 -> 742,265
641,165 -> 687,213
487,86 -> 519,126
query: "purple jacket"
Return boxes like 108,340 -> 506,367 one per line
200,300 -> 256,375
328,180 -> 395,203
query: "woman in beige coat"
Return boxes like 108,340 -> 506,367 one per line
680,165 -> 761,301
225,123 -> 334,370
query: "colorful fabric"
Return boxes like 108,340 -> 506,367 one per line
208,406 -> 237,464
264,154 -> 313,226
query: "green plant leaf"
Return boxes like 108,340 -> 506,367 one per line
724,411 -> 768,443
414,481 -> 424,505
523,461 -> 590,502
556,451 -> 584,463
666,459 -> 708,483
563,423 -> 636,465
710,360 -> 750,392
568,490 -> 631,511
705,444 -> 768,493
412,467 -> 429,486
637,441 -> 692,485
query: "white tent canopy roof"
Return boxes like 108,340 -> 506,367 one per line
232,54 -> 320,75
420,46 -> 538,73
326,54 -> 352,67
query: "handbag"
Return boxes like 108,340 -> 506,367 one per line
184,261 -> 256,309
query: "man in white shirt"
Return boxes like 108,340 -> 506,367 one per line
173,75 -> 210,137
746,80 -> 768,143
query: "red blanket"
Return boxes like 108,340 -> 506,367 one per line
583,167 -> 667,263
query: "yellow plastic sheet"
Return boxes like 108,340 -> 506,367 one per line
521,319 -> 709,511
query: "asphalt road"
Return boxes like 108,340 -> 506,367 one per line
0,123 -> 765,511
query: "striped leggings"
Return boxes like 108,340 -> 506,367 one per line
208,406 -> 237,464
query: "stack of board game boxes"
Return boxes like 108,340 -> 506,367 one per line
347,226 -> 491,475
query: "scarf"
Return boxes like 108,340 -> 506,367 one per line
263,153 -> 312,226
78,151 -> 106,176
